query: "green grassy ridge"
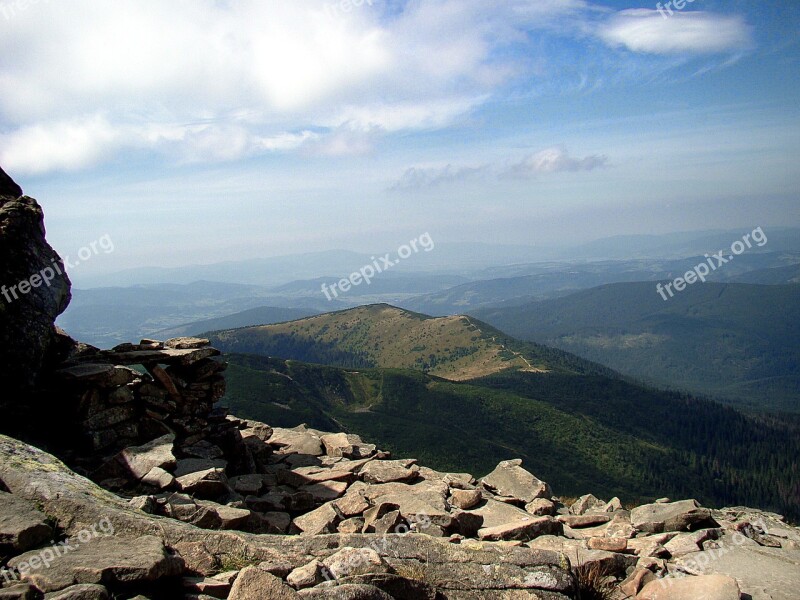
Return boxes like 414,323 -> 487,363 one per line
207,303 -> 617,380
222,353 -> 800,520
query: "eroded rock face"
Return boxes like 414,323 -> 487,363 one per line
0,167 -> 71,401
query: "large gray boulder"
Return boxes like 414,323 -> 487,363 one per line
0,491 -> 53,553
631,500 -> 716,533
480,459 -> 551,503
0,167 -> 71,400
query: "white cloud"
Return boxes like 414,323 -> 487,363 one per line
390,164 -> 489,192
503,147 -> 608,178
599,9 -> 752,55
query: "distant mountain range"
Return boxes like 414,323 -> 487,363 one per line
472,281 -> 800,413
213,304 -> 800,519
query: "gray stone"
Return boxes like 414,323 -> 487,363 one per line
286,559 -> 324,589
637,573 -> 740,600
117,434 -> 176,480
450,488 -> 482,510
228,566 -> 299,599
293,502 -> 341,535
478,516 -> 562,542
268,426 -> 324,456
298,584 -> 393,599
322,547 -> 391,580
7,535 -> 184,593
0,491 -> 53,553
480,460 -> 551,503
0,584 -> 41,600
631,500 -> 716,533
43,584 -> 109,599
320,433 -> 376,459
360,460 -> 419,484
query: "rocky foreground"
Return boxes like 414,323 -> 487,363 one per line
1,408 -> 799,599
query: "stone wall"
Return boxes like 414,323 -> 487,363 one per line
49,337 -> 227,456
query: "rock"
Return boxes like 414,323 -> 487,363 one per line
268,426 -> 324,456
320,433 -> 376,459
173,541 -> 217,576
449,510 -> 484,538
663,529 -> 721,557
0,491 -> 53,553
44,584 -> 110,599
478,516 -> 562,542
449,488 -> 482,510
322,547 -> 390,580
293,503 -> 341,535
182,575 -> 231,598
604,497 -> 623,512
176,468 -> 229,499
637,573 -> 741,599
631,500 -> 717,533
570,494 -> 605,515
299,480 -> 349,503
674,537 -> 800,600
466,498 -> 532,529
620,568 -> 657,598
230,475 -> 267,496
7,535 -> 184,593
181,440 -> 224,460
164,337 -> 210,350
228,566 -> 299,600
360,460 -> 419,484
557,514 -> 611,528
480,460 -> 551,503
298,584 -> 393,599
287,559 -> 324,589
334,489 -> 371,517
128,496 -> 157,514
0,177 -> 71,398
141,467 -> 175,490
248,511 -> 292,534
117,434 -> 176,480
525,498 -> 556,516
174,458 -> 227,477
0,584 -> 41,599
338,517 -> 366,533
587,537 -> 628,552
196,501 -> 251,530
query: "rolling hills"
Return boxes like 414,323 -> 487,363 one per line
221,353 -> 800,520
208,304 -> 577,381
472,281 -> 800,413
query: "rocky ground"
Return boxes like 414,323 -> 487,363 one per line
1,410 -> 799,599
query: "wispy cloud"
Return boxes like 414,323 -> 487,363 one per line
502,147 -> 609,178
389,164 -> 490,192
391,146 -> 608,191
598,9 -> 753,55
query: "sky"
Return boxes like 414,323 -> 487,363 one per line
0,0 -> 798,279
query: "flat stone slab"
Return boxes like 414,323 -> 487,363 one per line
7,535 -> 184,592
0,491 -> 53,553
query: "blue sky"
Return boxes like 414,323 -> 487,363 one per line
0,0 -> 797,280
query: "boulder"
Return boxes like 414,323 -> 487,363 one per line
0,491 -> 53,553
631,500 -> 716,533
320,433 -> 376,459
637,573 -> 741,599
268,426 -> 324,456
478,516 -> 562,542
7,535 -> 184,593
117,435 -> 176,480
286,559 -> 325,589
298,584 -> 393,599
449,489 -> 482,510
44,584 -> 110,599
360,460 -> 419,484
322,547 -> 391,580
228,566 -> 299,599
0,170 -> 71,399
480,460 -> 551,503
293,503 -> 341,535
